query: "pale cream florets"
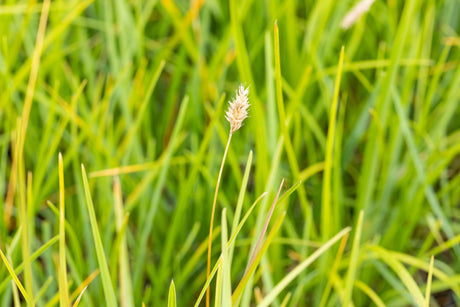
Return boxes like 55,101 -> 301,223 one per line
225,85 -> 249,134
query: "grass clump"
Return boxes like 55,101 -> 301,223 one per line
1,0 -> 460,306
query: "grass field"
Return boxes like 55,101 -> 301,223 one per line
1,0 -> 460,306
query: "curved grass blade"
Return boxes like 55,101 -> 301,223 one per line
258,227 -> 351,307
232,212 -> 286,305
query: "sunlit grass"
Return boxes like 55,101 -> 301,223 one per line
1,0 -> 459,306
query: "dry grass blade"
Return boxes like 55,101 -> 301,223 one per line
72,286 -> 88,307
244,179 -> 284,275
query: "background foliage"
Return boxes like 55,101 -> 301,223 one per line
1,0 -> 460,306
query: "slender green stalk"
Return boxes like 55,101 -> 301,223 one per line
16,121 -> 34,307
425,256 -> 434,307
81,165 -> 117,306
58,153 -> 70,307
206,132 -> 232,307
206,84 -> 249,307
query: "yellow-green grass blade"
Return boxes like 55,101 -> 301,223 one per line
58,153 -> 70,307
369,245 -> 425,306
279,292 -> 291,307
17,0 -> 50,165
427,232 -> 460,257
16,120 -> 34,306
168,280 -> 176,307
354,280 -> 385,307
193,192 -> 268,307
221,208 -> 232,307
343,210 -> 364,306
81,164 -> 117,306
34,276 -> 53,305
0,248 -> 29,303
194,256 -> 221,307
378,249 -> 460,297
228,150 -> 253,267
274,20 -> 309,213
425,256 -> 434,307
178,193 -> 268,287
244,180 -> 284,279
229,0 -> 269,193
214,259 -> 223,307
115,60 -> 165,160
258,227 -> 351,307
391,88 -> 458,256
12,0 -> 94,88
232,212 -> 286,305
72,286 -> 88,307
0,236 -> 58,293
321,46 -> 345,240
319,232 -> 350,307
113,176 -> 134,307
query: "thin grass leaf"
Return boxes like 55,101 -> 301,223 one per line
0,249 -> 29,303
81,164 -> 117,306
168,280 -> 176,307
369,245 -> 425,306
274,20 -> 309,213
258,227 -> 351,307
58,153 -> 70,307
244,179 -> 284,276
113,176 -> 134,307
425,255 -> 434,307
343,210 -> 364,306
16,120 -> 34,307
354,280 -> 385,307
229,150 -> 253,267
221,208 -> 232,307
391,88 -> 458,256
72,286 -> 88,307
194,192 -> 268,307
34,277 -> 53,304
321,46 -> 345,240
232,212 -> 286,305
319,232 -> 350,307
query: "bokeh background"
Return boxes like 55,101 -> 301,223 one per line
1,0 -> 460,306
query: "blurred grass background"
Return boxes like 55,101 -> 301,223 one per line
1,0 -> 460,306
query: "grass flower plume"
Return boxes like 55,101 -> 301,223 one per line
225,85 -> 249,134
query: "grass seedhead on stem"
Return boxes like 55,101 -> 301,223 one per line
206,84 -> 249,307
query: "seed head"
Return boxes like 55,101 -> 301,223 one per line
225,85 -> 249,134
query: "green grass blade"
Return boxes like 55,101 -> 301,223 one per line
342,210 -> 364,306
258,227 -> 351,307
113,176 -> 134,307
58,153 -> 70,307
16,120 -> 34,306
232,212 -> 286,305
228,150 -> 253,267
81,164 -> 117,306
321,46 -> 345,239
425,256 -> 434,307
369,245 -> 425,306
0,249 -> 29,303
221,208 -> 231,307
168,280 -> 176,307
